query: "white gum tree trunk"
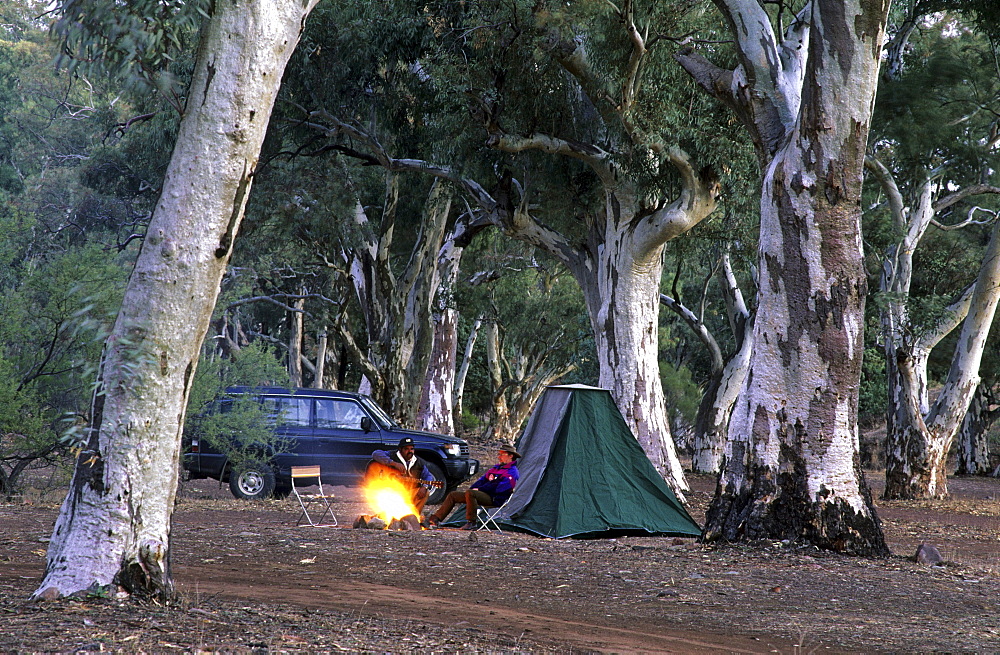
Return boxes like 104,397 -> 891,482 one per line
884,222 -> 1000,497
662,249 -> 753,474
867,160 -> 1000,498
678,0 -> 892,554
578,207 -> 689,491
417,215 -> 490,435
34,0 -> 319,601
956,385 -> 997,476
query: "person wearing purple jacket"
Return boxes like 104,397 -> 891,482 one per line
426,444 -> 520,530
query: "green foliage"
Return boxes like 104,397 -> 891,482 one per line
0,235 -> 127,489
872,21 -> 1000,187
455,235 -> 596,416
187,341 -> 290,421
659,360 -> 701,434
185,342 -> 290,472
0,352 -> 49,495
50,0 -> 208,98
859,347 -> 888,424
459,406 -> 482,432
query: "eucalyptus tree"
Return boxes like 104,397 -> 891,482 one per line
660,241 -> 754,474
293,0 -> 734,494
35,0 -> 320,601
865,20 -> 1000,499
676,0 -> 893,554
462,243 -> 589,444
244,137 -> 479,426
323,175 -> 455,425
0,6 -> 139,498
416,212 -> 493,435
955,362 -> 1000,476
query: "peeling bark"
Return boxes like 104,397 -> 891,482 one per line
417,215 -> 490,435
34,0 -> 319,600
868,161 -> 1000,498
337,180 -> 452,427
956,385 -> 998,476
681,0 -> 892,554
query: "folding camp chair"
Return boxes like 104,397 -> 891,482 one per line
291,465 -> 337,527
475,501 -> 508,533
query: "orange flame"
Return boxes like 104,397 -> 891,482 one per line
362,473 -> 420,522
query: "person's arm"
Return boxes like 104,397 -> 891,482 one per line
372,450 -> 404,472
469,469 -> 493,491
493,469 -> 516,494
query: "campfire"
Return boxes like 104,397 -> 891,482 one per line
353,472 -> 424,530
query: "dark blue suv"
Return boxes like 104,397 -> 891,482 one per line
182,387 -> 479,502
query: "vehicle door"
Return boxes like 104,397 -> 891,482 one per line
313,397 -> 382,484
261,395 -> 313,475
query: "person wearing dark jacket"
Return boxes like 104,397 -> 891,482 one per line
426,444 -> 520,530
370,437 -> 434,515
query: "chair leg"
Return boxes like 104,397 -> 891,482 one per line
475,506 -> 504,532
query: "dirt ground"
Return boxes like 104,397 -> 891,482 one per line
2,467 -> 1000,654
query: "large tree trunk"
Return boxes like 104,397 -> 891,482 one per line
883,220 -> 1000,498
578,228 -> 689,493
680,0 -> 892,554
708,139 -> 885,552
956,385 -> 998,476
34,0 -> 318,601
865,163 -> 1000,498
419,305 -> 458,435
417,215 -> 490,435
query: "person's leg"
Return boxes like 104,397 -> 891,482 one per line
429,490 -> 465,523
464,489 -> 493,523
413,486 -> 429,515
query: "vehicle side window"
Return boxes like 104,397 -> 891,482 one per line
314,399 -> 367,429
262,397 -> 311,427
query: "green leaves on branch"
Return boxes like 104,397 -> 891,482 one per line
51,0 -> 209,98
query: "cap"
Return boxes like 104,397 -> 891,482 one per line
398,437 -> 415,449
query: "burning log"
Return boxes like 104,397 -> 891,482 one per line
353,515 -> 388,530
389,514 -> 422,531
353,514 -> 423,530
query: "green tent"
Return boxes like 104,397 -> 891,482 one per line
456,384 -> 701,539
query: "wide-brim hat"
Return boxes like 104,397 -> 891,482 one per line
499,444 -> 521,459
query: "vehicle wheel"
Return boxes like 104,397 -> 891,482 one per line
228,463 -> 276,500
425,462 -> 447,505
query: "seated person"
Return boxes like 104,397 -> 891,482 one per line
370,437 -> 434,515
426,444 -> 520,530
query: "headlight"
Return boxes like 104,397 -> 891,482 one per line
443,443 -> 461,457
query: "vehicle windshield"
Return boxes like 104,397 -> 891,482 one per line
359,397 -> 398,429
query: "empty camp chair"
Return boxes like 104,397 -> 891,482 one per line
291,465 -> 337,527
475,500 -> 508,533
